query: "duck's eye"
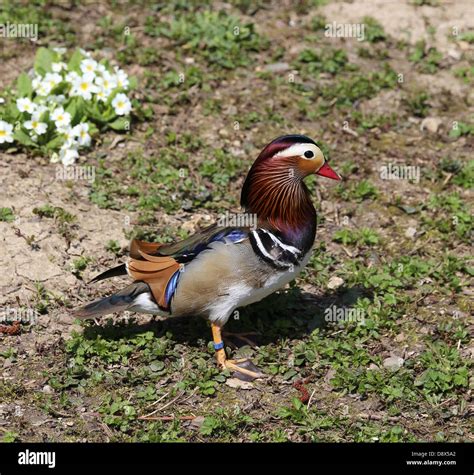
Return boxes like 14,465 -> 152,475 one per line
304,150 -> 314,159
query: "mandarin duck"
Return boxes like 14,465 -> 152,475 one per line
73,135 -> 341,380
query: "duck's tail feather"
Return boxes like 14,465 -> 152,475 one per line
88,263 -> 127,284
72,282 -> 150,319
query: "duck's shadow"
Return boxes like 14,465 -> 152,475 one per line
81,285 -> 373,347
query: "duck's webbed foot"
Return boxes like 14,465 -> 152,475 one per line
211,323 -> 264,382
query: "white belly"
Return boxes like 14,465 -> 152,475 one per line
207,251 -> 311,325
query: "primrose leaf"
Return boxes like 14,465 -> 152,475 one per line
34,47 -> 55,75
108,117 -> 130,131
13,128 -> 38,147
68,49 -> 83,72
17,73 -> 33,98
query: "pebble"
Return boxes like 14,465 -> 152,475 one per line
42,384 -> 54,394
225,378 -> 254,390
447,48 -> 461,60
420,117 -> 442,134
218,128 -> 229,137
327,276 -> 344,290
383,356 -> 404,371
263,62 -> 290,73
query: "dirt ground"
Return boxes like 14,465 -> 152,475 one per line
0,0 -> 472,442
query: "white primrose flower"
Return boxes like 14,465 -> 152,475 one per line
35,104 -> 49,116
47,94 -> 66,105
44,72 -> 63,90
0,97 -> 5,104
36,81 -> 52,97
72,122 -> 91,147
112,93 -> 132,116
65,71 -> 80,84
59,147 -> 79,166
60,127 -> 78,150
63,126 -> 76,141
24,113 -> 48,135
32,75 -> 42,91
51,107 -> 71,129
80,58 -> 99,75
114,67 -> 129,89
16,97 -> 36,114
0,120 -> 14,144
52,62 -> 67,73
97,63 -> 107,74
95,88 -> 108,102
95,71 -> 117,93
71,73 -> 99,100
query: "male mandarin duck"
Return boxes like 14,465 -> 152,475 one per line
73,135 -> 341,380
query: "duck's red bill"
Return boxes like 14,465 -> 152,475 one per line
316,162 -> 341,180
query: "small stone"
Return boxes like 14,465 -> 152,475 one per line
383,356 -> 404,371
263,62 -> 290,73
395,333 -> 406,343
225,378 -> 254,390
42,384 -> 54,394
327,276 -> 344,290
190,415 -> 205,429
405,227 -> 417,238
225,105 -> 237,116
420,117 -> 442,134
447,49 -> 461,60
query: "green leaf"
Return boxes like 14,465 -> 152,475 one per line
84,102 -> 106,122
66,97 -> 85,125
449,127 -> 461,138
13,128 -> 37,147
282,368 -> 298,380
5,101 -> 20,121
88,122 -> 99,136
17,72 -> 33,98
68,49 -> 83,72
34,47 -> 54,75
45,135 -> 64,151
149,361 -> 165,372
128,75 -> 138,90
108,117 -> 130,131
0,207 -> 15,223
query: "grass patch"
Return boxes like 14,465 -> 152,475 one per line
144,10 -> 268,70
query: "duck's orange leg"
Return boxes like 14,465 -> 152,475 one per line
211,323 -> 263,381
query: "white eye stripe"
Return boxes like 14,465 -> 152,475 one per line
274,143 -> 322,160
